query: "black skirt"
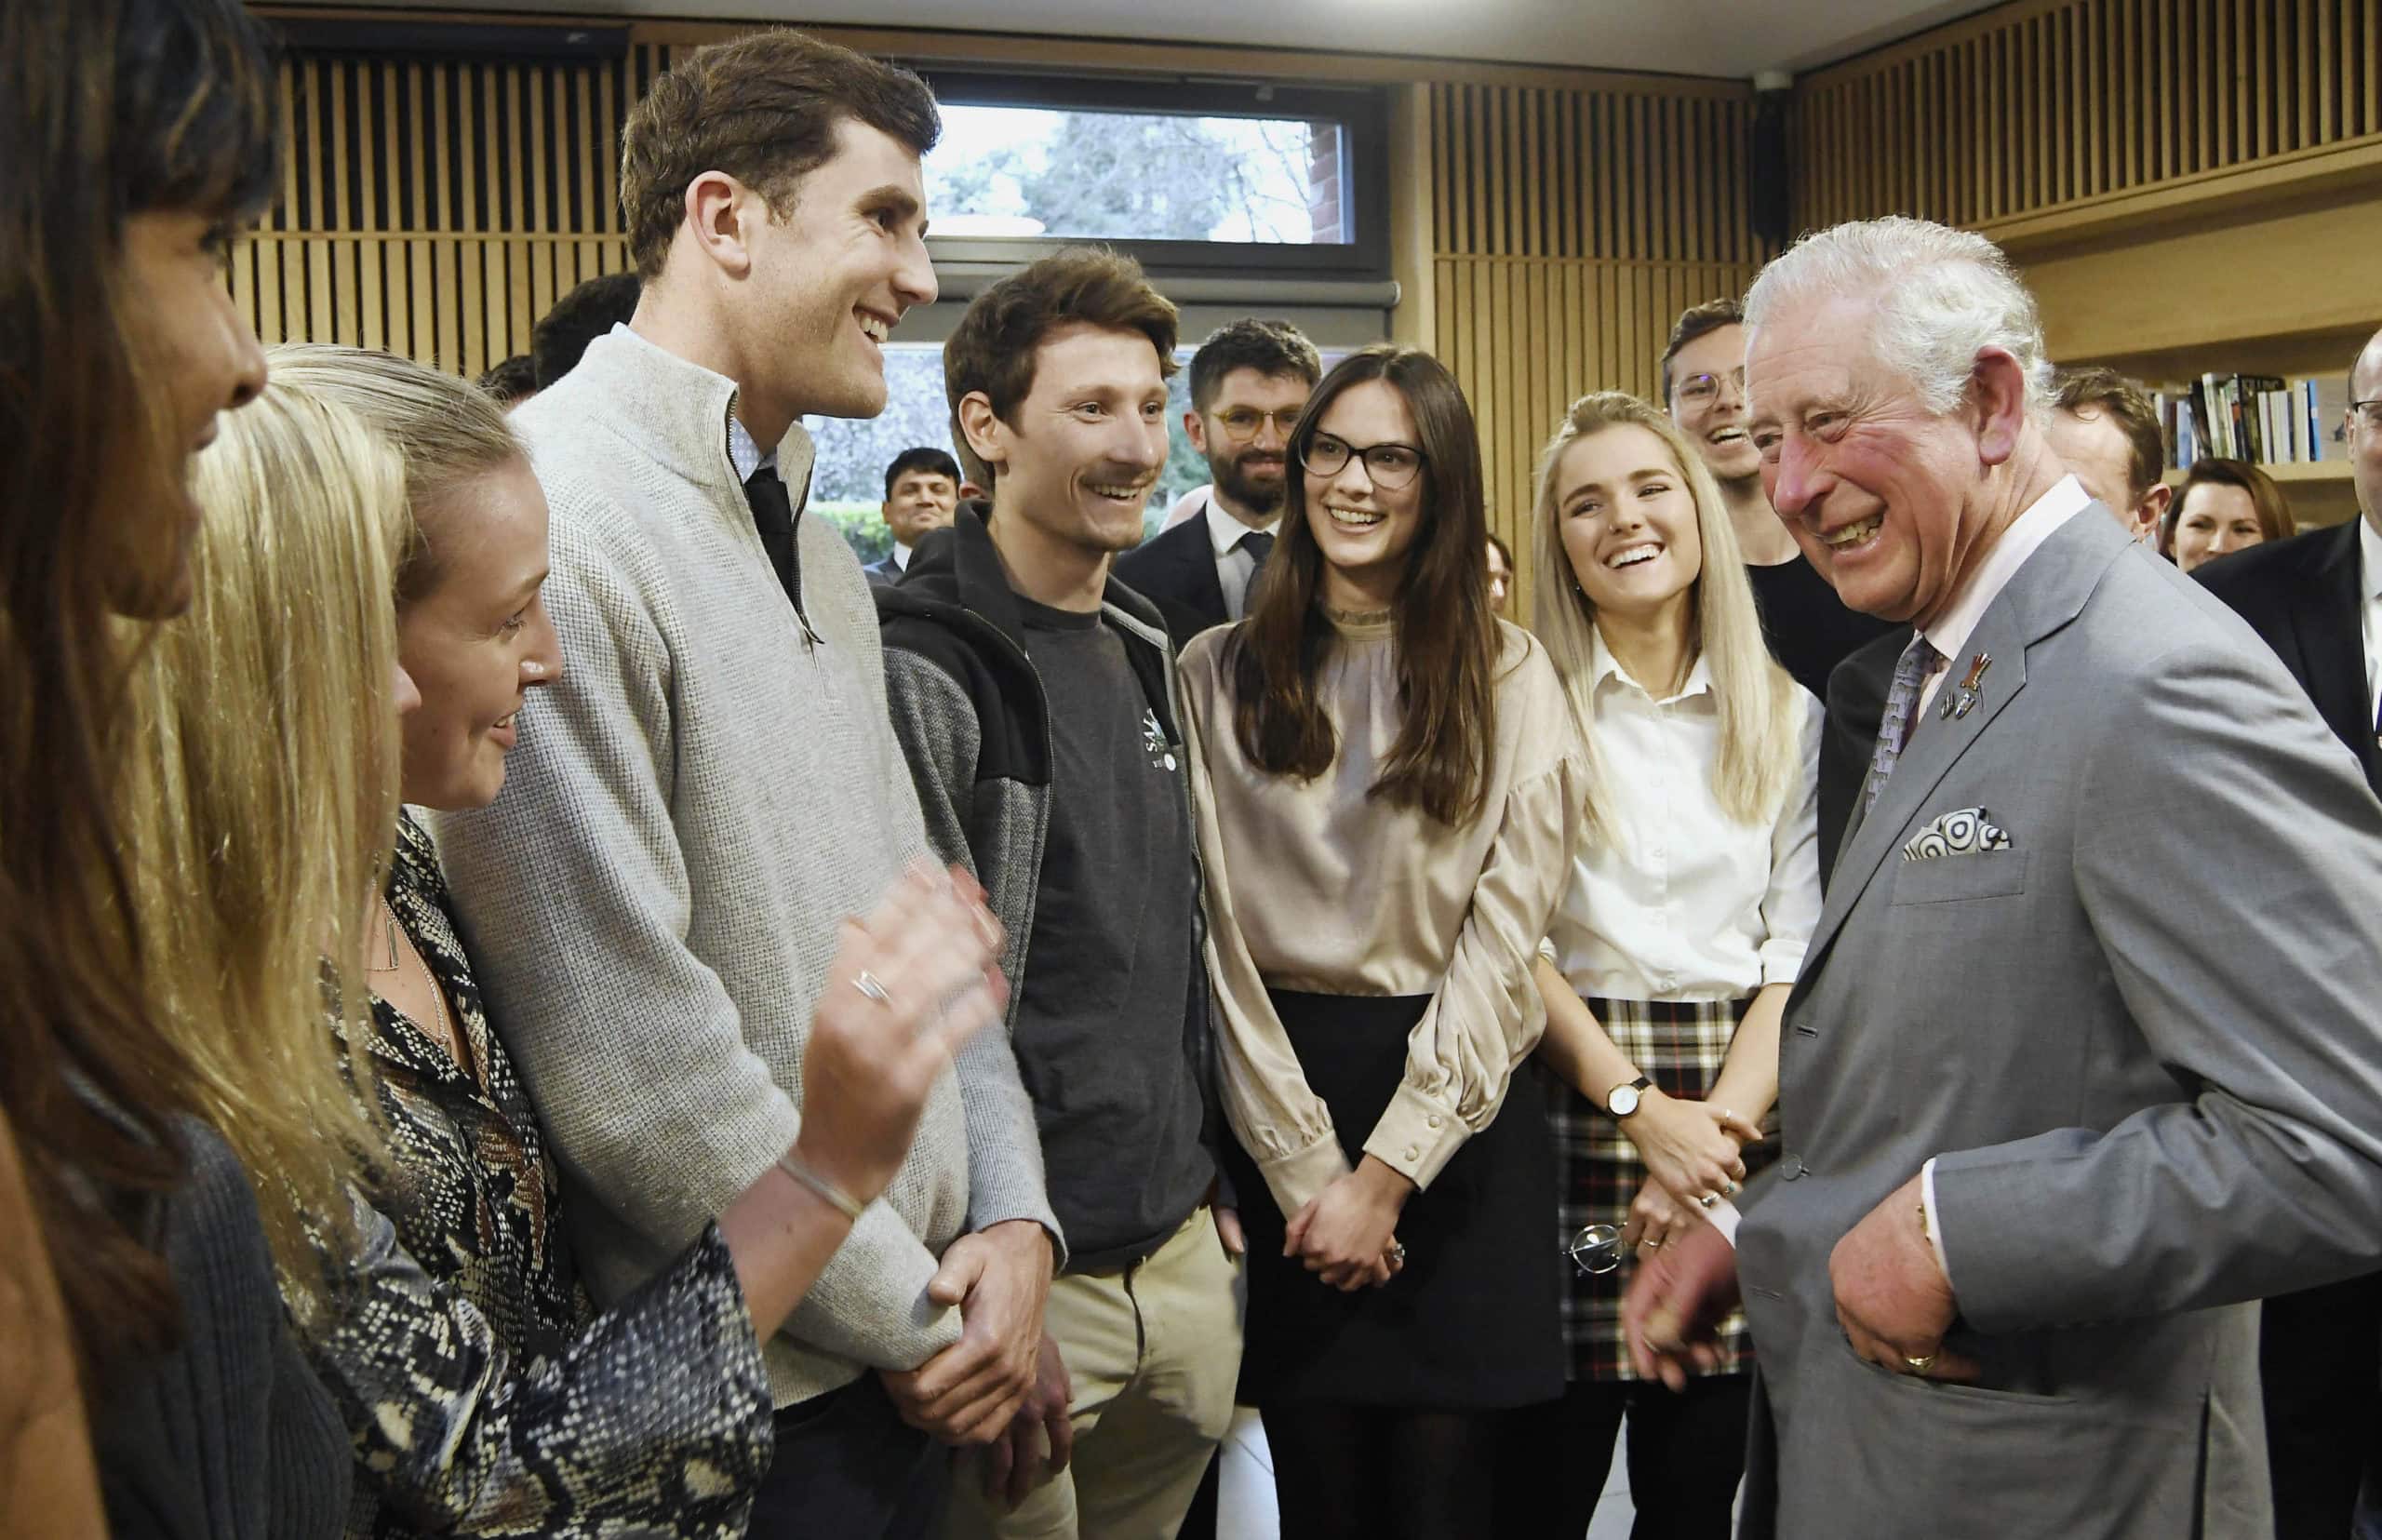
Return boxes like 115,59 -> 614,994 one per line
1224,989 -> 1564,1411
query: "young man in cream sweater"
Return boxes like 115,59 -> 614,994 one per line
431,30 -> 1059,1539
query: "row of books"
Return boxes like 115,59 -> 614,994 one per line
2155,374 -> 2351,471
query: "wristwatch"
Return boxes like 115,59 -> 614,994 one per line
1605,1075 -> 1653,1118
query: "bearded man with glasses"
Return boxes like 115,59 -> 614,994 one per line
1119,317 -> 1321,650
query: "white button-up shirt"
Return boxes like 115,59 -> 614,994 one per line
1543,626 -> 1823,1003
2359,514 -> 2380,732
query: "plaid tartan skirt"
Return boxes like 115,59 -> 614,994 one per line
1546,995 -> 1773,1384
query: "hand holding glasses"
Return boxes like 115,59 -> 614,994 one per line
1567,1224 -> 1626,1276
1299,433 -> 1427,490
1565,1193 -> 1745,1278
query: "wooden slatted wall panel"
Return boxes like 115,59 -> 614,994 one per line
1796,0 -> 2382,232
1423,81 -> 1764,610
233,48 -> 634,375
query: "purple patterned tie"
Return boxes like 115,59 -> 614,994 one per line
1863,635 -> 1944,814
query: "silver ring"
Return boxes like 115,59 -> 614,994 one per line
1642,1238 -> 1663,1249
852,970 -> 891,1006
1386,1241 -> 1407,1265
1698,1192 -> 1719,1209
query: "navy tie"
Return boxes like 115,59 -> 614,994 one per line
743,464 -> 800,605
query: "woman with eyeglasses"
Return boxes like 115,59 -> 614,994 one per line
1176,344 -> 1585,1540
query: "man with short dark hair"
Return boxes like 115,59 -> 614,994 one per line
2047,365 -> 2171,543
430,30 -> 1058,1539
2198,324 -> 2382,1539
880,248 -> 1242,1539
475,352 -> 538,408
866,445 -> 960,586
1663,297 -> 1897,705
531,270 -> 640,389
1666,298 -> 1899,880
1116,316 -> 1320,650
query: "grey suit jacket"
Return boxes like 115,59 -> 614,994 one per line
1738,507 -> 2382,1539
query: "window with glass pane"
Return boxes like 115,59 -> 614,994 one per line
925,103 -> 1349,247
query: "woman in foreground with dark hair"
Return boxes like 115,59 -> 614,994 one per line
1176,345 -> 1585,1539
1,0 -> 366,1533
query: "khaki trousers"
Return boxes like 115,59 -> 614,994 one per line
947,1206 -> 1243,1540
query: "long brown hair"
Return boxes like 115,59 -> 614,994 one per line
1228,344 -> 1503,826
0,0 -> 281,1377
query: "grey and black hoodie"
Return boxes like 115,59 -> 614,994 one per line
876,505 -> 1233,1269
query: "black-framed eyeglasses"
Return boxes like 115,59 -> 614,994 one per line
1300,433 -> 1427,489
1212,406 -> 1304,444
2352,399 -> 2382,432
1674,368 -> 1746,408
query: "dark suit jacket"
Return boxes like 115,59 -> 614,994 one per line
2196,518 -> 2381,797
1113,508 -> 1229,653
1816,627 -> 1905,891
861,555 -> 901,589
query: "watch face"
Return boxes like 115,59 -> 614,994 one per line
1608,1085 -> 1641,1118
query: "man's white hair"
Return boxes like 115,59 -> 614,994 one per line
1743,216 -> 2054,419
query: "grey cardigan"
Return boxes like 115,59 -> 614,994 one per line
430,327 -> 1056,1405
92,1122 -> 352,1540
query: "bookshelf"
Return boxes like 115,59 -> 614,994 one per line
2161,459 -> 2354,489
2015,189 -> 2377,530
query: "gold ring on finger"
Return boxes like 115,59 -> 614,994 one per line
1905,1352 -> 1937,1373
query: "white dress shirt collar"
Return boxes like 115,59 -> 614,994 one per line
890,541 -> 913,571
1590,621 -> 1715,705
1917,474 -> 2092,684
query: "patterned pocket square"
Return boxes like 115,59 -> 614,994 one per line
1902,807 -> 2013,861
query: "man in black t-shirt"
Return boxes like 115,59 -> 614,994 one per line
877,249 -> 1242,1540
1663,297 -> 1900,706
1664,299 -> 1900,878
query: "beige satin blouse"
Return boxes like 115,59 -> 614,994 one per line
1179,611 -> 1586,1220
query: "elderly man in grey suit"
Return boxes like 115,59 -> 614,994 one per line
1623,216 -> 2382,1539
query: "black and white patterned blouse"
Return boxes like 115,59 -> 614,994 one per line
305,810 -> 773,1539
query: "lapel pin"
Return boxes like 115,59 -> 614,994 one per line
1947,651 -> 1991,719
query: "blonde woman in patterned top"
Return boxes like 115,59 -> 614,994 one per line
159,344 -> 1007,1540
1496,391 -> 1820,1539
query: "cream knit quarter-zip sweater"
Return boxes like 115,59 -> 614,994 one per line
430,326 -> 1057,1405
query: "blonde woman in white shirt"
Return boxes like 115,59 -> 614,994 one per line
1500,391 -> 1820,1540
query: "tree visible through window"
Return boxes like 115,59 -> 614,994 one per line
926,104 -> 1345,246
